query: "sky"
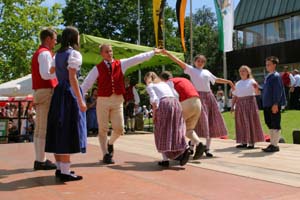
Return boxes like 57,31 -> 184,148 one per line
42,0 -> 240,14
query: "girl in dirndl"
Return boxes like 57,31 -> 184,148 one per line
45,26 -> 87,182
144,72 -> 190,167
231,65 -> 264,149
162,51 -> 234,158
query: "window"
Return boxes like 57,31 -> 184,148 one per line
292,15 -> 300,40
265,18 -> 291,44
242,24 -> 264,48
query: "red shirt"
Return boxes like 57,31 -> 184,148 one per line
281,72 -> 290,87
170,77 -> 199,102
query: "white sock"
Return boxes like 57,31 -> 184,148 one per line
98,134 -> 108,156
269,129 -> 275,146
206,137 -> 211,150
186,130 -> 200,145
273,129 -> 281,146
109,131 -> 121,144
162,153 -> 169,161
34,138 -> 46,162
56,161 -> 61,170
60,162 -> 71,175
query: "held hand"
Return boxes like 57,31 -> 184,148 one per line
79,101 -> 87,112
161,49 -> 168,55
154,48 -> 162,54
271,104 -> 279,114
290,87 -> 295,93
50,66 -> 56,74
252,82 -> 259,90
229,81 -> 236,91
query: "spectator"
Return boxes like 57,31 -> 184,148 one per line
86,88 -> 98,135
281,66 -> 295,109
290,69 -> 300,110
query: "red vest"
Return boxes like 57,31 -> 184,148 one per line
281,72 -> 290,87
96,60 -> 125,97
31,46 -> 58,90
124,85 -> 135,102
171,77 -> 199,102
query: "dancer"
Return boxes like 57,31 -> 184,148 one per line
231,65 -> 264,149
31,28 -> 58,170
160,71 -> 205,159
45,26 -> 87,181
145,72 -> 191,167
262,56 -> 286,152
162,50 -> 234,157
81,45 -> 161,164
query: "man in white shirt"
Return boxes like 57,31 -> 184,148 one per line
31,28 -> 58,170
81,44 -> 160,164
290,69 -> 300,109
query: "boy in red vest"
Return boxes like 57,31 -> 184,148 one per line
160,71 -> 206,159
31,28 -> 58,170
81,44 -> 160,164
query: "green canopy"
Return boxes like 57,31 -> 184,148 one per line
80,34 -> 184,74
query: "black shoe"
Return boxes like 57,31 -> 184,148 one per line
55,170 -> 75,177
193,143 -> 205,160
236,144 -> 247,148
34,159 -> 57,170
158,160 -> 169,167
179,148 -> 191,166
262,144 -> 280,152
188,141 -> 194,155
59,173 -> 83,182
103,153 -> 115,164
247,145 -> 255,149
204,149 -> 213,157
131,128 -> 135,132
107,143 -> 114,155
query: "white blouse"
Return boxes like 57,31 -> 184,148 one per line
52,49 -> 82,71
146,82 -> 178,107
184,64 -> 217,92
232,79 -> 256,97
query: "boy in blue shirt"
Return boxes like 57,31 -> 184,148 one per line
262,56 -> 286,152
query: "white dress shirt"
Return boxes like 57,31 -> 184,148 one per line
184,64 -> 217,92
132,87 -> 140,105
81,51 -> 155,93
294,74 -> 300,87
38,51 -> 56,80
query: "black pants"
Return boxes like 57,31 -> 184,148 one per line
263,107 -> 281,130
290,87 -> 300,110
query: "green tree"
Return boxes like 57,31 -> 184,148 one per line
184,6 -> 222,77
0,0 -> 62,83
63,0 -> 182,76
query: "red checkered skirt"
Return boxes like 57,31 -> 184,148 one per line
195,91 -> 228,138
235,96 -> 264,144
154,97 -> 187,159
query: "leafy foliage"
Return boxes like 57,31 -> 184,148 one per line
0,0 -> 63,83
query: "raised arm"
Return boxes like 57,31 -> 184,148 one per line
81,66 -> 98,94
215,78 -> 235,90
162,49 -> 187,70
121,49 -> 161,73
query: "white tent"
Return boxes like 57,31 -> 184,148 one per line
0,74 -> 33,97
